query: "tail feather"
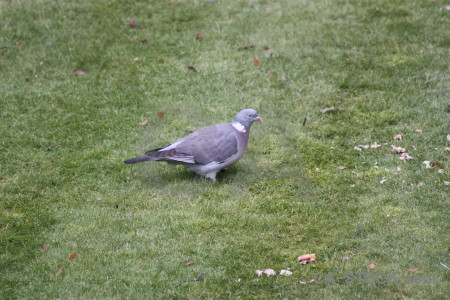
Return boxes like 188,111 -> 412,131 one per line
124,156 -> 152,164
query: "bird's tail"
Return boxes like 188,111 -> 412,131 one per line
124,156 -> 152,164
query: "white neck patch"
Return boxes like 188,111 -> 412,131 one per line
232,122 -> 246,133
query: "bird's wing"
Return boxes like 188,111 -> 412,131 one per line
152,123 -> 238,165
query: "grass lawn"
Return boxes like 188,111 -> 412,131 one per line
1,0 -> 449,298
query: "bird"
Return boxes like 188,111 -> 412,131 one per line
124,109 -> 263,181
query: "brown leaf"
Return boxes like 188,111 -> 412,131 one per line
391,145 -> 406,153
408,268 -> 418,272
73,70 -> 86,75
139,39 -> 148,44
139,120 -> 149,126
130,19 -> 138,27
267,71 -> 274,76
156,112 -> 165,118
68,253 -> 77,261
196,32 -> 202,40
394,134 -> 403,141
55,267 -> 63,277
341,88 -> 350,95
253,56 -> 261,67
238,45 -> 255,51
297,253 -> 316,264
368,263 -> 376,269
15,40 -> 23,46
431,161 -> 442,167
24,77 -> 30,82
187,66 -> 198,73
183,260 -> 193,266
41,244 -> 49,251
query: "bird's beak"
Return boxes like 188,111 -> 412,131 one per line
256,117 -> 264,123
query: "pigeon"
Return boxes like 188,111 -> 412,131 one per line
124,109 -> 263,181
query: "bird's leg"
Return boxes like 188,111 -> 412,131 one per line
204,171 -> 218,182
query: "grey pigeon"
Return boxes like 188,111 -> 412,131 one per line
124,109 -> 263,181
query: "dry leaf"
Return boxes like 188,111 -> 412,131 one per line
256,270 -> 263,277
444,181 -> 450,185
297,253 -> 316,264
253,56 -> 261,67
437,169 -> 445,174
41,244 -> 49,251
130,19 -> 138,27
431,161 -> 442,167
196,32 -> 202,40
139,120 -> 149,126
399,153 -> 413,160
139,39 -> 148,44
423,161 -> 431,168
73,70 -> 86,75
263,269 -> 276,276
68,253 -> 77,260
187,66 -> 198,73
380,179 -> 386,184
394,134 -> 403,140
337,166 -> 346,170
156,112 -> 165,118
368,263 -> 376,269
15,40 -> 23,46
183,260 -> 193,266
238,45 -> 255,51
391,145 -> 406,153
417,182 -> 425,186
408,268 -> 418,272
315,168 -> 320,172
415,129 -> 422,133
24,77 -> 30,82
354,146 -> 362,151
370,143 -> 381,149
280,269 -> 293,276
55,267 -> 63,277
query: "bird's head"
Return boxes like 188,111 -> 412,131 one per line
233,109 -> 263,129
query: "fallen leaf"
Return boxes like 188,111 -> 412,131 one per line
253,56 -> 261,67
15,40 -> 23,46
431,161 -> 442,167
408,268 -> 418,272
417,182 -> 425,186
368,263 -> 376,269
96,196 -> 102,201
354,146 -> 363,151
447,135 -> 450,142
379,179 -> 386,184
130,19 -> 138,27
297,253 -> 316,264
337,166 -> 346,170
156,112 -> 165,118
320,107 -> 343,113
280,269 -> 293,276
446,147 -> 450,152
423,161 -> 431,168
394,134 -> 403,141
238,45 -> 255,51
183,260 -> 193,266
68,253 -> 77,261
267,71 -> 274,76
341,88 -> 350,95
196,32 -> 202,39
256,270 -> 263,277
444,181 -> 450,185
437,169 -> 445,174
139,39 -> 148,44
41,244 -> 49,251
55,267 -> 63,277
24,77 -> 30,82
73,70 -> 86,75
315,168 -> 320,172
415,129 -> 423,133
399,153 -> 413,160
187,66 -> 198,73
391,145 -> 406,153
139,120 -> 149,126
263,269 -> 276,276
370,142 -> 381,149
309,279 -> 315,283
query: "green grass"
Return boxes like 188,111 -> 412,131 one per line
1,0 -> 449,298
